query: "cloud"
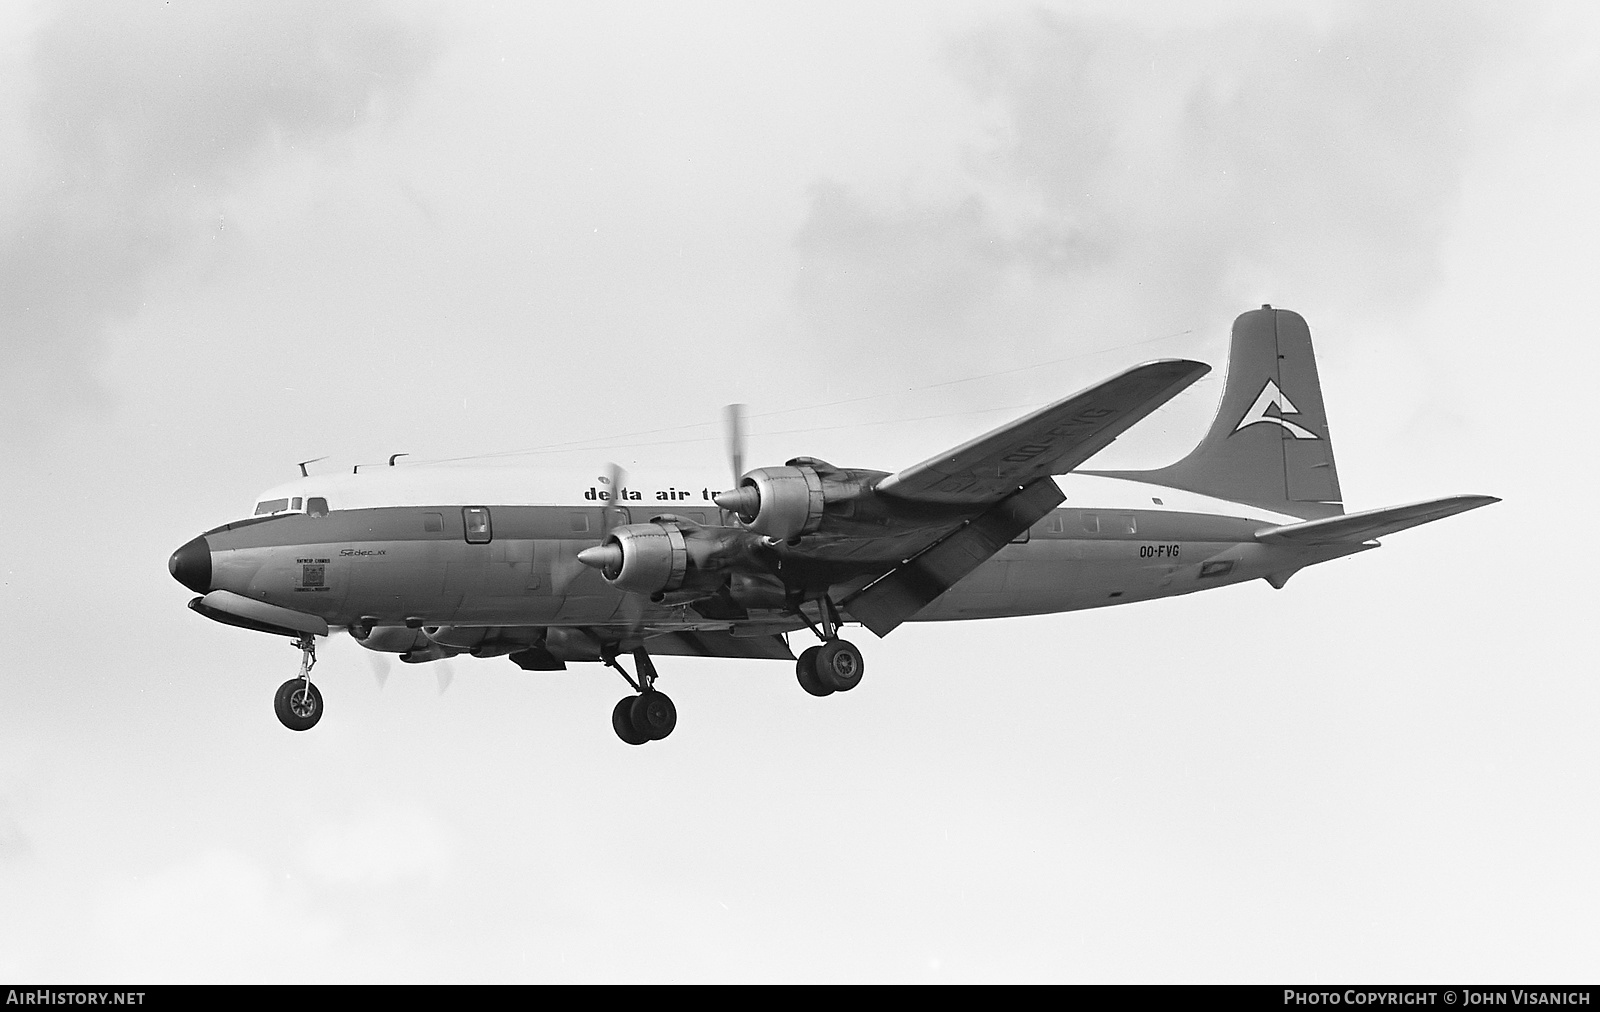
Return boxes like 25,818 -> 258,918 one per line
0,0 -> 438,429
0,806 -> 31,862
793,4 -> 1503,373
300,804 -> 458,888
92,849 -> 340,981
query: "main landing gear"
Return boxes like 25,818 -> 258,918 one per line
274,635 -> 323,731
604,646 -> 676,746
793,596 -> 864,697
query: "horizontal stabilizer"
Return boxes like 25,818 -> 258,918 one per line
875,359 -> 1209,505
1254,495 -> 1499,545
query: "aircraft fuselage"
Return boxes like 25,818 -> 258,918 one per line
173,472 -> 1366,637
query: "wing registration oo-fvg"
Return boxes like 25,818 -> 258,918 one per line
167,306 -> 1498,744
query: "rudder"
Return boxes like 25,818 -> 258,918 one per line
1084,306 -> 1343,520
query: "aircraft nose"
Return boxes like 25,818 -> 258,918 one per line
168,536 -> 212,594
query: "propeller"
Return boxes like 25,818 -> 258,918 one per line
570,462 -> 651,649
717,403 -> 761,519
600,461 -> 626,537
434,659 -> 455,696
578,463 -> 628,578
365,650 -> 391,690
724,403 -> 746,489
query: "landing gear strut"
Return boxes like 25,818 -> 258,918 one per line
274,635 -> 323,731
604,646 -> 676,745
792,595 -> 865,696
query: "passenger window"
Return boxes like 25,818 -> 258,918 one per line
1011,527 -> 1031,544
686,512 -> 706,525
463,507 -> 492,544
1081,513 -> 1099,534
1115,514 -> 1137,534
1047,514 -> 1064,534
307,497 -> 329,518
423,512 -> 444,533
569,513 -> 590,533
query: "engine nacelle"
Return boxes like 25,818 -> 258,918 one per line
719,464 -> 825,541
715,459 -> 894,543
578,516 -> 761,598
351,624 -> 432,654
595,520 -> 690,596
422,625 -> 550,658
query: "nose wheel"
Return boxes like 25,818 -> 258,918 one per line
274,636 -> 324,731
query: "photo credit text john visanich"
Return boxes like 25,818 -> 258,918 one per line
1285,992 -> 1591,1006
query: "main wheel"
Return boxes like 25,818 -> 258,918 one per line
630,690 -> 677,740
795,645 -> 833,697
274,679 -> 323,731
814,640 -> 864,692
612,696 -> 650,745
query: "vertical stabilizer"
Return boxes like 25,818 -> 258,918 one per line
1084,306 -> 1344,520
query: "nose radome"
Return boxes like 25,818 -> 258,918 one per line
168,536 -> 211,594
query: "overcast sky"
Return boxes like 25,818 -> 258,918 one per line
2,0 -> 1597,982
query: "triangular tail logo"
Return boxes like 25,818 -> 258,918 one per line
1233,379 -> 1320,440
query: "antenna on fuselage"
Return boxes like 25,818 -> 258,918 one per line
297,456 -> 329,478
353,453 -> 410,473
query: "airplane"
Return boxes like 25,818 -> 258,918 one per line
167,306 -> 1497,744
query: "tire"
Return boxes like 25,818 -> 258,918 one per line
630,691 -> 677,740
612,696 -> 651,745
814,640 -> 864,692
274,679 -> 323,731
795,646 -> 833,697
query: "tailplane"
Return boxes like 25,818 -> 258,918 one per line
1085,306 -> 1344,520
1254,495 -> 1499,545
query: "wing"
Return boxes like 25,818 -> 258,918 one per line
873,359 -> 1210,505
1254,495 -> 1499,545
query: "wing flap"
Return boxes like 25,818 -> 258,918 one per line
842,478 -> 1065,637
1254,495 -> 1499,545
873,359 -> 1210,505
644,629 -> 795,660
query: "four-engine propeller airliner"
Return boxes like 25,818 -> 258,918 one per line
168,307 -> 1497,743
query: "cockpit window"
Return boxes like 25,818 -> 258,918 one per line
254,498 -> 290,516
291,497 -> 303,511
307,497 -> 328,517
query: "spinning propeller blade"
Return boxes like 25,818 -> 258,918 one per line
365,650 -> 391,690
724,403 -> 746,488
600,462 -> 626,539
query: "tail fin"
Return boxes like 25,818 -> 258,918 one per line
1084,306 -> 1344,520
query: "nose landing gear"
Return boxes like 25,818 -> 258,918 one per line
274,635 -> 324,731
604,646 -> 677,745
